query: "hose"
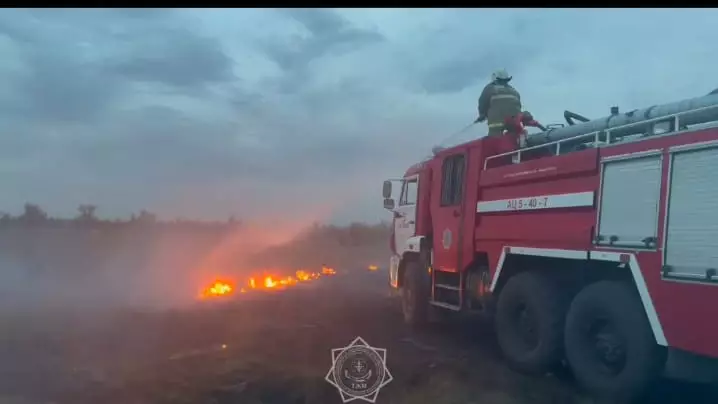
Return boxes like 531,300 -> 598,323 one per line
564,110 -> 591,126
435,121 -> 478,148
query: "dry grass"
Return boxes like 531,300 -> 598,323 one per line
0,267 -> 713,404
0,271 -> 585,404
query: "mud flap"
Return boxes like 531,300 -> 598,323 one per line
389,255 -> 400,289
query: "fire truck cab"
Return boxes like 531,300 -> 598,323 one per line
382,94 -> 718,401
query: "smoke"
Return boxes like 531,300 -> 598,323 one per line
0,228 -> 195,313
194,220 -> 318,275
0,217 -> 327,314
0,214 -> 389,316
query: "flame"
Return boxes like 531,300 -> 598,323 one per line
264,276 -> 278,288
368,265 -> 378,271
200,281 -> 234,298
199,266 -> 332,300
279,276 -> 297,286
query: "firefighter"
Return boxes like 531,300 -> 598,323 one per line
475,69 -> 522,136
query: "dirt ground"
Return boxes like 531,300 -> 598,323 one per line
1,269 -> 716,404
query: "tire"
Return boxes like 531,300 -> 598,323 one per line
401,260 -> 430,327
495,271 -> 568,374
564,281 -> 666,402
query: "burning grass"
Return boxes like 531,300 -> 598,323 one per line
198,267 -> 335,300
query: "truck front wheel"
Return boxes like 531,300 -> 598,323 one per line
401,260 -> 430,327
564,281 -> 666,402
495,271 -> 568,374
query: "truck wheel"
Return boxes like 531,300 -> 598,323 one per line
564,281 -> 666,402
401,260 -> 430,327
495,271 -> 568,374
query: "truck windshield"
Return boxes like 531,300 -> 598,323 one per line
400,179 -> 418,205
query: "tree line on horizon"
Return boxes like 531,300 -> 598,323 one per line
0,203 -> 391,237
0,203 -> 240,230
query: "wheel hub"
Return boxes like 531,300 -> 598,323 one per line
589,320 -> 626,374
514,303 -> 539,349
596,333 -> 623,362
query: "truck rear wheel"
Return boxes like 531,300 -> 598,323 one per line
564,281 -> 666,402
495,271 -> 568,374
401,260 -> 430,327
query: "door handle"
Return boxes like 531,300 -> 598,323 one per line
407,220 -> 415,225
452,210 -> 460,218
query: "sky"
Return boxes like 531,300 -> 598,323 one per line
0,8 -> 717,225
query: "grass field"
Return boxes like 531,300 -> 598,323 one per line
1,268 -> 716,404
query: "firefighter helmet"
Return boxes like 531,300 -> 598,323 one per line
491,69 -> 512,82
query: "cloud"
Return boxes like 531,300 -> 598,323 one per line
106,26 -> 236,90
0,9 -> 236,123
410,10 -> 540,95
0,8 -> 716,225
267,8 -> 384,72
256,8 -> 384,97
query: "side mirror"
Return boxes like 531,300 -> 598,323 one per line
383,198 -> 395,210
382,180 -> 392,198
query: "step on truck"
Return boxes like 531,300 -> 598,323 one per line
382,91 -> 718,401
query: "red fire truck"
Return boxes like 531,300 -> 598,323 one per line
382,93 -> 718,400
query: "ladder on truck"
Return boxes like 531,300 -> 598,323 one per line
430,267 -> 463,311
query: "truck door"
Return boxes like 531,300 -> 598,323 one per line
393,176 -> 419,256
432,153 -> 466,272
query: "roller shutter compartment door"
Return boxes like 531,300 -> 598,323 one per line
665,147 -> 718,278
597,156 -> 662,248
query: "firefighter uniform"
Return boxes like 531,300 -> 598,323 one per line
477,70 -> 522,137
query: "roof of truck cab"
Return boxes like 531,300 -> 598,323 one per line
404,161 -> 427,177
404,137 -> 486,178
